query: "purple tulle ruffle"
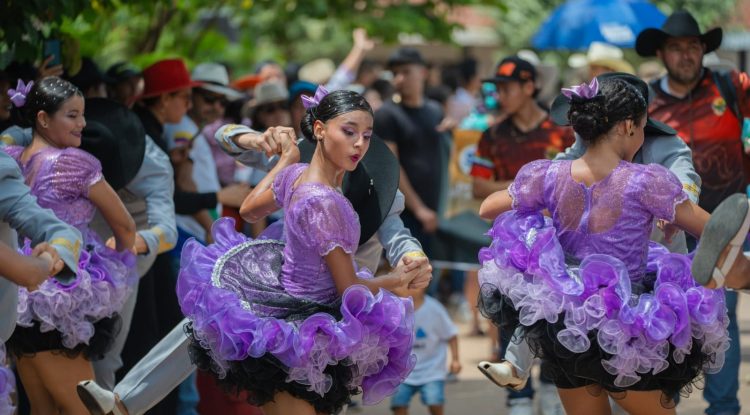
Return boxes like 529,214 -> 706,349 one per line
177,218 -> 415,405
17,233 -> 137,350
478,211 -> 729,388
0,344 -> 14,415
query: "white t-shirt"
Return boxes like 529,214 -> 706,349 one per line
404,296 -> 458,385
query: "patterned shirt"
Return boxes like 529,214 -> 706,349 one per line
470,115 -> 574,181
649,69 -> 750,212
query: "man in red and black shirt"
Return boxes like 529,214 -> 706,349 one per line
636,10 -> 748,415
637,10 -> 750,214
470,56 -> 574,198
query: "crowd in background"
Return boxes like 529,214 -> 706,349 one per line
0,10 -> 748,415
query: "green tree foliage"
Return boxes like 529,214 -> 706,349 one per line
2,0 -> 505,71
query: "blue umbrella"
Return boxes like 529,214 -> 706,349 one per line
532,0 -> 667,50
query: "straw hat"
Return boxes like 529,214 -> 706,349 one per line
298,58 -> 336,85
568,42 -> 635,74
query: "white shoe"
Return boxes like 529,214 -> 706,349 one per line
477,361 -> 527,391
508,397 -> 534,415
76,380 -> 126,415
538,382 -> 565,415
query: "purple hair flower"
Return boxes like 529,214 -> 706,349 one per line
561,77 -> 599,101
8,79 -> 34,108
301,85 -> 329,109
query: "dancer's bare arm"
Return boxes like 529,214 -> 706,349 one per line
90,180 -> 136,252
325,247 -> 425,296
479,189 -> 513,220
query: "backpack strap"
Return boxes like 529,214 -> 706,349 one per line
712,70 -> 741,125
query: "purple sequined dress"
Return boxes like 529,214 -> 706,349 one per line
177,163 -> 415,414
478,159 -> 729,400
4,146 -> 136,359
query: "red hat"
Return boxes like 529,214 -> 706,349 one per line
231,73 -> 263,92
139,58 -> 202,98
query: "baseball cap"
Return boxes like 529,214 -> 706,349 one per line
387,47 -> 427,68
482,56 -> 536,84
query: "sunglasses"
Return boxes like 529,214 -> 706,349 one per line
258,102 -> 288,114
200,93 -> 229,106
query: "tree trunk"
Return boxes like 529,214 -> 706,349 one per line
137,3 -> 178,54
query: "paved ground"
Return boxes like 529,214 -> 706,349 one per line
351,295 -> 750,415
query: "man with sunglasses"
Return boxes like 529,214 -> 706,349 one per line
164,63 -> 248,244
248,81 -> 293,131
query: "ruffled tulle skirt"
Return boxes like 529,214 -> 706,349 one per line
177,218 -> 415,414
478,211 -> 729,401
0,344 -> 14,415
7,230 -> 136,360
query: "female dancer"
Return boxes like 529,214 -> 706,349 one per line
477,78 -> 729,414
178,88 -> 424,415
5,76 -> 136,414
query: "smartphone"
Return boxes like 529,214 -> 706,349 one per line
43,39 -> 62,67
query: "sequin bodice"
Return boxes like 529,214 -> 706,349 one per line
4,146 -> 103,228
509,159 -> 686,279
272,163 -> 360,303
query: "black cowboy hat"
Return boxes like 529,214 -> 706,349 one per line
550,72 -> 676,137
635,10 -> 723,57
80,98 -> 146,190
299,134 -> 399,245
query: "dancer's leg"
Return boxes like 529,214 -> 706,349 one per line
16,357 -> 55,415
611,390 -> 675,415
261,391 -> 317,415
28,351 -> 94,415
557,387 -> 611,415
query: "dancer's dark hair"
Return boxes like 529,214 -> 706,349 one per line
568,78 -> 646,144
13,76 -> 82,129
300,90 -> 373,144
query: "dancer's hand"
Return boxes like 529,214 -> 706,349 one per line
235,126 -> 298,157
399,254 -> 432,289
657,219 -> 679,244
106,237 -> 139,255
31,242 -> 63,275
279,130 -> 300,164
390,256 -> 424,287
133,234 -> 149,255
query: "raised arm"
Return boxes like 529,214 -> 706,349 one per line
239,134 -> 300,223
325,28 -> 375,91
